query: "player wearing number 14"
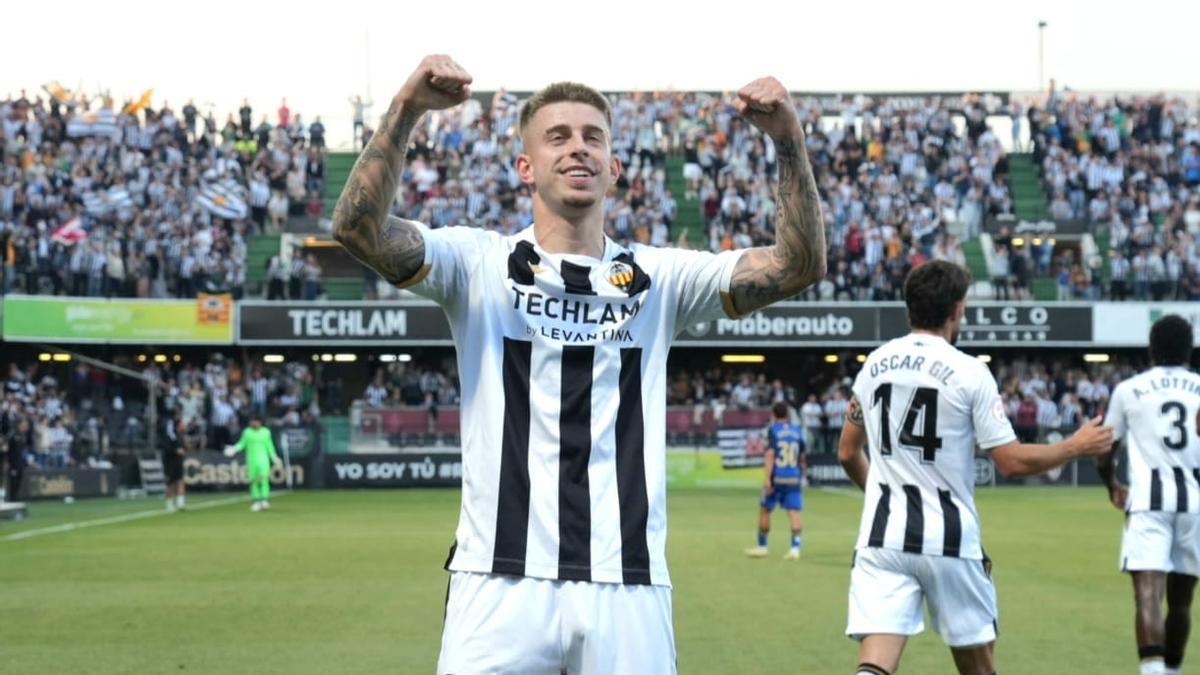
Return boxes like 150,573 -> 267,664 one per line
837,261 -> 1113,675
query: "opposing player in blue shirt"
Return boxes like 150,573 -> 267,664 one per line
747,401 -> 807,560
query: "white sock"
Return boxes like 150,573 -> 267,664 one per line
176,494 -> 185,508
1165,666 -> 1181,675
1142,660 -> 1166,675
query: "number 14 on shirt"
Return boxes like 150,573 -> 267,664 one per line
872,384 -> 943,463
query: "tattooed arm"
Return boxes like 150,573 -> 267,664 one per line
838,395 -> 869,490
332,55 -> 473,286
726,77 -> 826,316
331,103 -> 426,285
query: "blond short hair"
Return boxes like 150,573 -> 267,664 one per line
519,82 -> 612,134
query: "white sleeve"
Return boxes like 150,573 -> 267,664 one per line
665,248 -> 747,334
846,369 -> 869,431
850,365 -> 869,409
1104,384 -> 1128,440
971,364 -> 1018,450
402,223 -> 491,306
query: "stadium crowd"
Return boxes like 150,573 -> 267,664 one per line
381,88 -> 1200,304
0,88 -> 326,299
0,353 -> 331,474
6,85 -> 1200,306
1031,91 -> 1200,301
690,93 -> 994,301
361,357 -> 461,409
1,361 -> 100,470
150,354 -> 326,451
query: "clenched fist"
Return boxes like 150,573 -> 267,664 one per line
397,54 -> 474,114
732,76 -> 803,141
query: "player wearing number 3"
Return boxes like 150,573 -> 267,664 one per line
1099,315 -> 1200,675
837,261 -> 1113,675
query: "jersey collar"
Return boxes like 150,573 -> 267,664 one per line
905,331 -> 948,347
514,224 -> 623,265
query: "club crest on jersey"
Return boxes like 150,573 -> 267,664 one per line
606,261 -> 635,292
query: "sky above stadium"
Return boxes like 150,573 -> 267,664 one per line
8,0 -> 1198,147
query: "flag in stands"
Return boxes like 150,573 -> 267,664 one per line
66,108 -> 121,141
196,181 -> 249,220
42,81 -> 75,104
50,217 -> 87,246
81,186 -> 135,217
122,89 -> 154,116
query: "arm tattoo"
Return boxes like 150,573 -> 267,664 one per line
847,395 -> 865,427
728,136 -> 827,315
332,99 -> 427,285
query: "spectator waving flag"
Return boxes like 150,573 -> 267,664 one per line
196,180 -> 249,220
66,108 -> 121,141
82,186 -> 135,217
50,217 -> 87,246
122,89 -> 154,116
42,81 -> 76,105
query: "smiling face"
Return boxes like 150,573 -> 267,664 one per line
516,87 -> 620,218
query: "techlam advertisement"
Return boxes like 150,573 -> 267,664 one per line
237,301 -> 452,345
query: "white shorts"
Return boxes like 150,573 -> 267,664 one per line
437,572 -> 675,675
847,548 -> 998,648
1121,511 -> 1200,576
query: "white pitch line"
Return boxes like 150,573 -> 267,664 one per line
817,486 -> 862,498
1,491 -> 290,542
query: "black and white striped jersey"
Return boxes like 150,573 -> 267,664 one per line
1106,366 -> 1200,513
851,333 -> 1016,560
407,223 -> 743,586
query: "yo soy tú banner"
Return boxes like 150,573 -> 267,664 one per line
323,453 -> 462,488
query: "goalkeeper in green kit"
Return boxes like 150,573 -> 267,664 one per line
223,415 -> 281,512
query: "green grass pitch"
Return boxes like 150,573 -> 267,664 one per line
0,480 -> 1172,673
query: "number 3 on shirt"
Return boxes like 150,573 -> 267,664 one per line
1162,401 -> 1189,451
873,384 -> 943,462
777,441 -> 801,468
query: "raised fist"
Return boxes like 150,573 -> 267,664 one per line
397,54 -> 473,114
